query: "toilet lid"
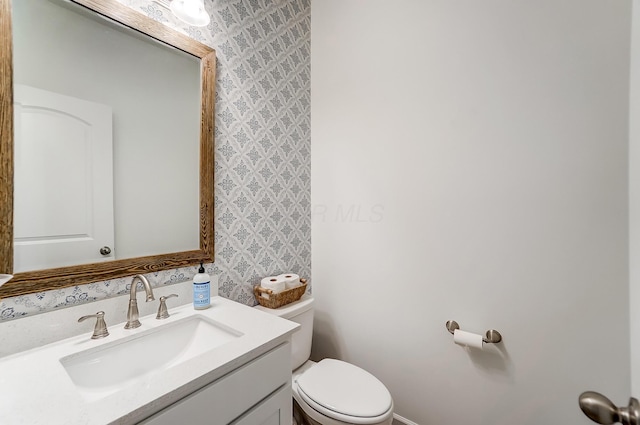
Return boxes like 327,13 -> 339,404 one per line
296,359 -> 392,418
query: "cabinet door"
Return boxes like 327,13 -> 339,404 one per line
231,385 -> 292,425
139,343 -> 290,425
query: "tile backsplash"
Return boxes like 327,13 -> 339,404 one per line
0,0 -> 311,321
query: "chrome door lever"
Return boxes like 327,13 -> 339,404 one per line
579,391 -> 640,425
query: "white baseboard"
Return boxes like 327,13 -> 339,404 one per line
393,413 -> 420,425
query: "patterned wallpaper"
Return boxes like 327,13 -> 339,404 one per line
0,0 -> 311,321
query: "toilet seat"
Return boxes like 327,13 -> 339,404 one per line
295,359 -> 393,424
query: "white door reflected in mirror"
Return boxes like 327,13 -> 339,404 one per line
13,84 -> 114,272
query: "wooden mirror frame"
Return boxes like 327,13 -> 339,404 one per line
0,0 -> 215,298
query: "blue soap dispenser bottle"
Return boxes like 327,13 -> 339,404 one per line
193,262 -> 210,310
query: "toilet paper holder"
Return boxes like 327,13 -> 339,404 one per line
445,320 -> 502,344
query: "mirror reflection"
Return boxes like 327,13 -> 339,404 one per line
12,0 -> 201,272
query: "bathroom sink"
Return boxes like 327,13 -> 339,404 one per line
60,315 -> 242,401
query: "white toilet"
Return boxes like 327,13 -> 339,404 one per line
256,295 -> 394,425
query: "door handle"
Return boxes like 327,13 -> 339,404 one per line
579,391 -> 640,425
100,246 -> 111,256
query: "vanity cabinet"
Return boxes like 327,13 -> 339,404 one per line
233,385 -> 291,425
140,342 -> 292,425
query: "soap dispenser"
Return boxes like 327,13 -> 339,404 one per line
193,262 -> 210,310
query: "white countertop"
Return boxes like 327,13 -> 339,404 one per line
0,296 -> 299,425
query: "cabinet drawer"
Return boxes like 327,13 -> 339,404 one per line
140,342 -> 291,425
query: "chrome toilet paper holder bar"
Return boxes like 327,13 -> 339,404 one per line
446,320 -> 502,344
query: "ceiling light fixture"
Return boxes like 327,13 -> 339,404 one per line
170,0 -> 210,27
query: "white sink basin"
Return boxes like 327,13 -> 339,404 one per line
60,315 -> 242,401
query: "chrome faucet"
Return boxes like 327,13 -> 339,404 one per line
124,275 -> 155,329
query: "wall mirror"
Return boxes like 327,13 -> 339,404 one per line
0,0 -> 216,298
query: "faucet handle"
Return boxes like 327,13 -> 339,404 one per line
78,311 -> 109,339
156,294 -> 179,320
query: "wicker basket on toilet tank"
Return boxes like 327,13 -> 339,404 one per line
253,278 -> 308,309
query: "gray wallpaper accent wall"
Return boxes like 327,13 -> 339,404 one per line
0,0 -> 311,321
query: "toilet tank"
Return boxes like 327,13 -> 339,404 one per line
255,295 -> 314,370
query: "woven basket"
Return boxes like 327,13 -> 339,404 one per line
254,278 -> 307,309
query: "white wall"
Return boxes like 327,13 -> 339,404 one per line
631,0 -> 640,396
311,1 -> 632,424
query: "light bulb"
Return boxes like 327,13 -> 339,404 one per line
170,0 -> 210,27
184,0 -> 199,16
